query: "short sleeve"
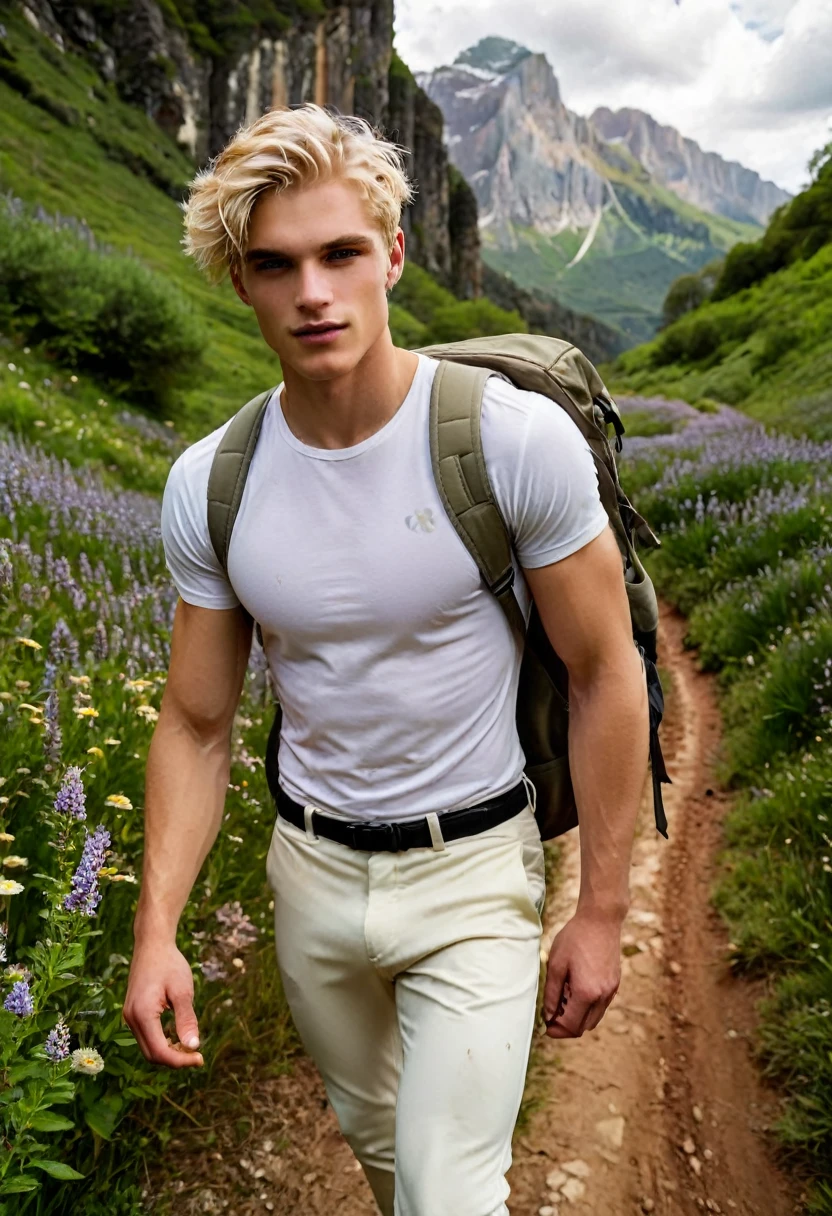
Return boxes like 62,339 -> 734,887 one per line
480,376 -> 609,568
160,444 -> 241,610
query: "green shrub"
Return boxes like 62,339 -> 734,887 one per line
426,299 -> 526,344
0,208 -> 206,411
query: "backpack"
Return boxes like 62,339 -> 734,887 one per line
206,333 -> 671,842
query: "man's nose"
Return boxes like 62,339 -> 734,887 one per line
295,261 -> 334,310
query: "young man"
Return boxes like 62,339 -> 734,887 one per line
123,103 -> 649,1215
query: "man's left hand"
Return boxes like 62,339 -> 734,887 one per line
542,909 -> 623,1038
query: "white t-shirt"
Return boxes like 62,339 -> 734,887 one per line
160,352 -> 608,821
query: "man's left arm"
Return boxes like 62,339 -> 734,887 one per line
522,524 -> 650,1039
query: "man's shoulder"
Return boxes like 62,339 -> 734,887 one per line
480,372 -> 584,456
165,408 -> 247,499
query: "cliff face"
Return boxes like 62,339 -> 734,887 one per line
591,106 -> 791,227
21,0 -> 478,297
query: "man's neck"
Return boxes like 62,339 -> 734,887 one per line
279,339 -> 421,450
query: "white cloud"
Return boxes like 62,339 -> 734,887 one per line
393,0 -> 832,194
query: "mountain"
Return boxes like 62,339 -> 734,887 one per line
591,106 -> 791,228
417,37 -> 770,346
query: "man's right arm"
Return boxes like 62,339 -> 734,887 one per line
122,597 -> 253,1068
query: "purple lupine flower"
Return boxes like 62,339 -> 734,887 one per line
92,620 -> 108,661
43,688 -> 63,765
44,1018 -> 71,1061
0,544 -> 12,590
54,766 -> 86,822
78,552 -> 93,583
43,659 -> 58,691
48,618 -> 79,667
4,980 -> 34,1017
63,824 -> 110,916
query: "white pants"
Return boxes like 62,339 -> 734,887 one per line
265,787 -> 546,1216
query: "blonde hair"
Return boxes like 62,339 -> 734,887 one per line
182,102 -> 416,282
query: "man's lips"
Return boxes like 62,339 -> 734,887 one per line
293,323 -> 347,336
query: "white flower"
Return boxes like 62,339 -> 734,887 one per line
0,879 -> 25,895
2,857 -> 28,870
70,1047 -> 104,1075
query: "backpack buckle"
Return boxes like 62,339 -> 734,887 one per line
492,567 -> 515,597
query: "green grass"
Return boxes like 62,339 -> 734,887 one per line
604,244 -> 832,438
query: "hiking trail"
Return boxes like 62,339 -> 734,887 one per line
160,602 -> 797,1216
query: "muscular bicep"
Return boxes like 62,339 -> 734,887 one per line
522,525 -> 633,690
160,599 -> 253,741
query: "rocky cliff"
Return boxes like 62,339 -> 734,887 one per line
19,0 -> 479,297
591,106 -> 791,228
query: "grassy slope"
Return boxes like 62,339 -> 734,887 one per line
603,242 -> 832,437
0,13 -> 281,440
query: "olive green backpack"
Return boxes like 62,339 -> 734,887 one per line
206,334 -> 671,842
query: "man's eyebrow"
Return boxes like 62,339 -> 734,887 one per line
244,234 -> 375,263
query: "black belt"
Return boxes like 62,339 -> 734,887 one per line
275,779 -> 529,852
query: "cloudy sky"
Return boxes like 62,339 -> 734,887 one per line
393,0 -> 832,195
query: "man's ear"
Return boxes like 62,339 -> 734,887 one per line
386,228 -> 406,294
230,264 -> 252,307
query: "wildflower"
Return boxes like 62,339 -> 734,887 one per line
17,704 -> 39,713
108,873 -> 137,883
43,689 -> 62,765
74,707 -> 99,719
45,1019 -> 71,1062
54,766 -> 86,822
68,675 -> 91,687
16,769 -> 30,776
48,619 -> 79,667
86,747 -> 104,759
0,879 -> 25,895
135,704 -> 159,722
4,965 -> 32,983
70,1046 -> 104,1075
104,794 -> 133,810
0,832 -> 15,843
124,679 -> 154,692
4,981 -> 33,1017
63,824 -> 111,916
15,637 -> 42,650
102,738 -> 121,747
14,681 -> 30,691
2,857 -> 28,869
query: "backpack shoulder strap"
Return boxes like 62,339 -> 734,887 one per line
207,388 -> 275,576
429,359 -> 526,641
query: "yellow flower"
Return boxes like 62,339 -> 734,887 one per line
15,637 -> 41,650
103,738 -> 121,747
0,879 -> 24,895
86,747 -> 104,759
0,832 -> 14,842
74,707 -> 99,719
28,716 -> 44,726
105,794 -> 133,810
17,704 -> 39,713
135,705 -> 159,722
3,856 -> 28,869
69,675 -> 91,686
0,693 -> 14,702
14,681 -> 30,691
108,874 -> 137,883
124,679 -> 154,692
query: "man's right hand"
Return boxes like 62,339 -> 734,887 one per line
123,941 -> 204,1069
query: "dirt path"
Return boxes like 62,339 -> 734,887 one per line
505,602 -> 795,1216
160,602 -> 796,1216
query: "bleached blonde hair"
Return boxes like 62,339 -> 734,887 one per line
182,102 -> 416,282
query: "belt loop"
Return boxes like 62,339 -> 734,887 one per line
303,804 -> 320,842
426,811 -> 446,852
521,773 -> 537,817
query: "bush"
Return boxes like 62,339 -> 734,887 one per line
0,208 -> 206,411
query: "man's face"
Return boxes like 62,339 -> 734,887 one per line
231,177 -> 402,380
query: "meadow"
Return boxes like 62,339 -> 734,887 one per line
616,395 -> 832,1212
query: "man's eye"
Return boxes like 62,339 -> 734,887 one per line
329,249 -> 360,261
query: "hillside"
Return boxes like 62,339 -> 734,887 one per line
418,37 -> 768,347
604,145 -> 832,439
